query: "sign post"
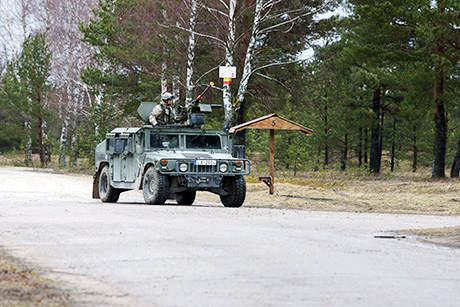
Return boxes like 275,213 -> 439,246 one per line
219,66 -> 236,84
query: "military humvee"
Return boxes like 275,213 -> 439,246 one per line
92,101 -> 250,207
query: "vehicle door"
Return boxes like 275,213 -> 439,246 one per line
120,135 -> 137,183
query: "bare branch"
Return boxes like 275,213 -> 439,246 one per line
251,60 -> 299,75
194,59 -> 225,84
255,72 -> 290,91
259,6 -> 327,35
198,2 -> 228,18
218,0 -> 229,11
165,22 -> 226,46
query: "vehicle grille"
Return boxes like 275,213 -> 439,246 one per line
189,164 -> 217,173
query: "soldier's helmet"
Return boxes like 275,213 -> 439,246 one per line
161,92 -> 175,101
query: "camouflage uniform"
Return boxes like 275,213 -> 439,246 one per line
149,101 -> 172,126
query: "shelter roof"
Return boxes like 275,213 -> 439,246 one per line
229,114 -> 313,134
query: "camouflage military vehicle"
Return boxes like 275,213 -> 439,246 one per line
92,100 -> 250,207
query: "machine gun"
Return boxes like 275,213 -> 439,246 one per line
175,82 -> 215,126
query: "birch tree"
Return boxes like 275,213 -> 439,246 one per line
185,0 -> 198,105
194,0 -> 334,130
46,0 -> 98,166
1,33 -> 52,167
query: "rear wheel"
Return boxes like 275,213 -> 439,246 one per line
220,175 -> 246,207
175,190 -> 196,206
99,165 -> 120,203
143,166 -> 169,205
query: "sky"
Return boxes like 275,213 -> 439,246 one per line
0,0 -> 39,63
299,4 -> 348,61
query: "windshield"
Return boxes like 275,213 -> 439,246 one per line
186,135 -> 221,149
150,134 -> 179,149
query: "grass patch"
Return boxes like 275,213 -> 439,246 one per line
0,153 -> 93,175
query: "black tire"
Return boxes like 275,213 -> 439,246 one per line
175,190 -> 196,206
143,166 -> 169,205
99,165 -> 120,203
220,175 -> 246,207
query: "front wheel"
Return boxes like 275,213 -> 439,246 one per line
175,190 -> 196,206
143,166 -> 169,205
220,175 -> 246,207
99,165 -> 120,203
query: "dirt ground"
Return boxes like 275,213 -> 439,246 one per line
1,167 -> 460,305
0,250 -> 72,306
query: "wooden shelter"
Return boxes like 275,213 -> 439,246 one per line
229,114 -> 313,194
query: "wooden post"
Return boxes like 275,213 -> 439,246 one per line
269,129 -> 275,194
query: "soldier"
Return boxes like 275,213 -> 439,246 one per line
149,92 -> 175,126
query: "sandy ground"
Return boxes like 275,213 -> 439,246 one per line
1,167 -> 460,306
202,175 -> 460,248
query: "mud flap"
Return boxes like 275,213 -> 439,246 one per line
92,173 -> 100,199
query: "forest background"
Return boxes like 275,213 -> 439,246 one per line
1,0 -> 460,179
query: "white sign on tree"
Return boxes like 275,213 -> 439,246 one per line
219,66 -> 236,78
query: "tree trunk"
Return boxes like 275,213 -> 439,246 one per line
412,125 -> 417,173
234,102 -> 246,145
390,118 -> 396,172
432,61 -> 447,178
369,88 -> 381,173
364,128 -> 368,166
324,97 -> 329,166
450,134 -> 460,178
60,121 -> 68,168
379,112 -> 384,164
71,133 -> 78,166
25,121 -> 32,166
38,116 -> 45,167
161,61 -> 167,94
341,134 -> 348,171
185,0 -> 197,106
222,0 -> 236,131
236,0 -> 262,109
172,72 -> 180,103
358,127 -> 363,167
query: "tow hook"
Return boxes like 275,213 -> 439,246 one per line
196,177 -> 209,184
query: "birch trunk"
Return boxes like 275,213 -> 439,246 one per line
59,120 -> 68,168
185,0 -> 197,106
236,0 -> 263,106
161,61 -> 167,94
25,121 -> 32,166
58,0 -> 77,169
71,134 -> 78,166
173,73 -> 180,103
223,0 -> 237,131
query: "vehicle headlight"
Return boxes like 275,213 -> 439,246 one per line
219,163 -> 228,173
179,163 -> 188,172
234,160 -> 243,171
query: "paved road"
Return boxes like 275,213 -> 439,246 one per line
1,167 -> 460,306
